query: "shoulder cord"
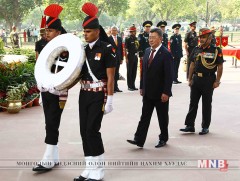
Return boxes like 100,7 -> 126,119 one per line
85,57 -> 99,82
201,48 -> 218,69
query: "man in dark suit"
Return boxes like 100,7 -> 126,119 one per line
109,26 -> 124,92
127,28 -> 173,148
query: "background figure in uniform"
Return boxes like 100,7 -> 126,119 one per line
10,26 -> 19,48
157,21 -> 168,48
138,21 -> 152,79
170,24 -> 183,84
125,25 -> 139,91
180,28 -> 223,135
74,3 -> 116,181
210,26 -> 216,47
35,23 -> 47,60
27,29 -> 31,42
33,4 -> 68,172
127,28 -> 173,148
108,26 -> 124,93
184,21 -> 198,79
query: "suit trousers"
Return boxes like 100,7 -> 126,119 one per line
79,91 -> 105,156
127,54 -> 138,89
114,61 -> 120,90
185,75 -> 215,128
134,96 -> 169,145
173,57 -> 181,81
41,92 -> 63,145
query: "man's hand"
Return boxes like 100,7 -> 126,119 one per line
161,94 -> 169,102
213,81 -> 220,89
104,96 -> 113,115
48,85 -> 67,95
188,79 -> 193,87
37,83 -> 48,92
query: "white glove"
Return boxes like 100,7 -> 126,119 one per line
104,95 -> 113,115
48,85 -> 67,95
37,83 -> 48,92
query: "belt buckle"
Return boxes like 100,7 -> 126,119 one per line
197,73 -> 203,77
83,84 -> 90,89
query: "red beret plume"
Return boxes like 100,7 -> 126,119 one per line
40,16 -> 46,29
82,2 -> 98,17
44,4 -> 63,18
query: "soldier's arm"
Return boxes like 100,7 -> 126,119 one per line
188,62 -> 195,86
184,33 -> 189,55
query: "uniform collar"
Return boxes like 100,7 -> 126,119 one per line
88,38 -> 100,49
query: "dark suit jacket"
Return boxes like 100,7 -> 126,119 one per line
140,45 -> 173,99
108,35 -> 123,63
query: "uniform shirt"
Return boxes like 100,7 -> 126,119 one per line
184,31 -> 198,48
162,33 -> 168,48
170,33 -> 183,58
138,32 -> 150,57
125,36 -> 139,54
81,39 -> 116,81
190,45 -> 224,74
35,38 -> 48,54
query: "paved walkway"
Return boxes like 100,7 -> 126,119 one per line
0,57 -> 240,181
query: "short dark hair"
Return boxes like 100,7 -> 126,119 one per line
150,28 -> 163,37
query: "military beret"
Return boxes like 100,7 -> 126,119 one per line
157,21 -> 167,27
189,21 -> 197,26
143,20 -> 153,27
82,2 -> 100,29
198,28 -> 212,37
44,4 -> 66,34
129,25 -> 136,31
172,24 -> 181,29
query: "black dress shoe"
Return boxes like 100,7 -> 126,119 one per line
199,128 -> 209,135
173,81 -> 178,84
115,89 -> 123,92
176,80 -> 182,83
127,139 -> 143,148
133,87 -> 138,90
86,179 -> 102,181
73,176 -> 87,181
155,140 -> 166,148
179,126 -> 195,132
32,164 -> 52,172
128,88 -> 134,91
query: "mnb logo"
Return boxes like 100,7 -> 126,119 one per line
198,160 -> 228,172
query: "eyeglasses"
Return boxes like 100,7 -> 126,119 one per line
149,36 -> 159,40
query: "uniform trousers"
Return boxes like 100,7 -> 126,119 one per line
134,95 -> 169,145
173,57 -> 181,81
79,91 -> 105,157
41,92 -> 63,145
127,53 -> 138,89
185,75 -> 215,128
114,61 -> 120,90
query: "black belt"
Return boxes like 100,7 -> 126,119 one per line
194,72 -> 215,77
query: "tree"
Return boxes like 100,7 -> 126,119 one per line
126,0 -> 156,26
0,0 -> 42,30
61,0 -> 128,21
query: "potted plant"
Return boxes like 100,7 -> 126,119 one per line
6,82 -> 28,113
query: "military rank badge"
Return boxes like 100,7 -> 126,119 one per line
95,53 -> 101,61
202,52 -> 215,59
